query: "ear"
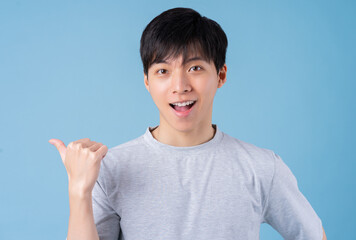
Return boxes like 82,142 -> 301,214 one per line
144,73 -> 150,92
217,64 -> 227,88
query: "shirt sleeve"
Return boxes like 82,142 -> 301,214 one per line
261,152 -> 323,240
92,159 -> 121,240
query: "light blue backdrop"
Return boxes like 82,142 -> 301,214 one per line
0,0 -> 354,239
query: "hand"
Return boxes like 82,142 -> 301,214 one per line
49,138 -> 108,197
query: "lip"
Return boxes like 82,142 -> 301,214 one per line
170,101 -> 196,118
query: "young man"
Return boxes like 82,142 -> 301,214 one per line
50,7 -> 327,240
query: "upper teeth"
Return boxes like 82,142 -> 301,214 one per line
172,100 -> 195,107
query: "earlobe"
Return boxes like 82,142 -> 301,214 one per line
217,78 -> 224,88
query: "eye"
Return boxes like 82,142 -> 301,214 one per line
157,69 -> 167,74
190,66 -> 202,72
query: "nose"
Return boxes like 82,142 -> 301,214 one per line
171,70 -> 192,94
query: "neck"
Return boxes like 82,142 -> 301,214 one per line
150,123 -> 216,147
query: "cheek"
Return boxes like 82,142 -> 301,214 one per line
195,78 -> 217,96
149,84 -> 168,106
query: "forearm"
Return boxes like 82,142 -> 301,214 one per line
67,191 -> 99,240
322,226 -> 327,240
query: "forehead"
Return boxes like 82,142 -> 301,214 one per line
150,41 -> 211,67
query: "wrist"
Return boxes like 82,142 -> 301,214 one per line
68,185 -> 92,200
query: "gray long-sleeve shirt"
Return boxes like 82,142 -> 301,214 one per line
91,124 -> 323,240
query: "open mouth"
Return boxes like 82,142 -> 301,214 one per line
169,100 -> 197,112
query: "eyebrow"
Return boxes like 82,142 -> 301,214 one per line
154,56 -> 206,65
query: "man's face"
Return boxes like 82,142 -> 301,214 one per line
144,54 -> 227,133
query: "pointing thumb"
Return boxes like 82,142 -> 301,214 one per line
49,139 -> 67,164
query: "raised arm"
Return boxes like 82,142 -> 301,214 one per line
67,189 -> 99,240
50,138 -> 108,240
322,226 -> 327,240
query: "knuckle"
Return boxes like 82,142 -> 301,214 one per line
78,142 -> 85,148
89,152 -> 97,160
68,142 -> 76,149
89,151 -> 96,157
82,147 -> 90,154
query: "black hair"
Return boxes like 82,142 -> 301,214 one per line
140,7 -> 228,76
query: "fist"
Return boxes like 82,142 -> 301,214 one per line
49,138 -> 108,197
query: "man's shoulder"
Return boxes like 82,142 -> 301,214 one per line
218,131 -> 277,191
220,131 -> 277,175
108,134 -> 147,156
221,131 -> 275,159
98,133 -> 148,173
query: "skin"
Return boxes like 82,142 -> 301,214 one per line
49,138 -> 107,240
144,53 -> 327,239
144,54 -> 227,147
323,226 -> 327,240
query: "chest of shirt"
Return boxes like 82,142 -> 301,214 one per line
106,154 -> 263,234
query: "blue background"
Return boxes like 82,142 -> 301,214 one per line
0,0 -> 354,239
